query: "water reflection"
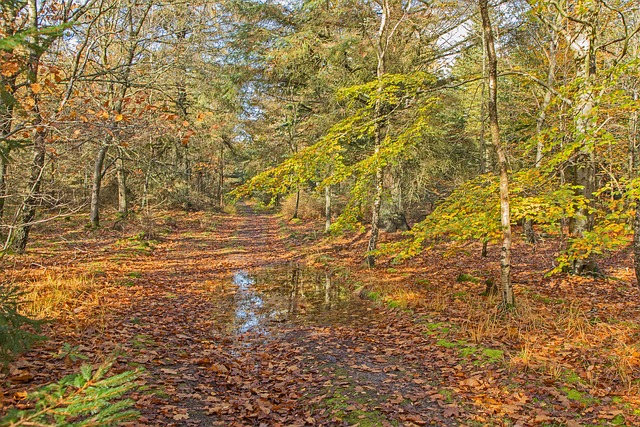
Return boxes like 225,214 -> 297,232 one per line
232,271 -> 264,334
228,263 -> 354,335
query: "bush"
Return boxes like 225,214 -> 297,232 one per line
281,191 -> 324,220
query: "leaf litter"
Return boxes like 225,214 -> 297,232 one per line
1,204 -> 639,426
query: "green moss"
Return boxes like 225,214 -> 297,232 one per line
324,392 -> 396,427
424,322 -> 452,336
564,388 -> 597,405
562,369 -> 583,385
481,349 -> 504,363
438,389 -> 454,403
611,414 -> 625,426
436,339 -> 458,348
365,291 -> 381,302
386,299 -> 406,310
459,346 -> 477,357
531,293 -> 552,304
457,273 -> 480,283
131,334 -> 156,349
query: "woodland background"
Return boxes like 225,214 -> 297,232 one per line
1,0 -> 640,425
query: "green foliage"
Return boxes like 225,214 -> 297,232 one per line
1,361 -> 141,427
378,169 -> 601,269
0,284 -> 45,366
53,343 -> 89,363
457,273 -> 480,284
233,72 -> 442,232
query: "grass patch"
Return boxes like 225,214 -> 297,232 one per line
20,273 -> 106,320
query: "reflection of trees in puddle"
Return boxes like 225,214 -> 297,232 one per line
232,271 -> 265,334
227,263 -> 351,335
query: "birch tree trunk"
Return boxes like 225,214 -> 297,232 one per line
218,143 -> 224,209
325,185 -> 331,232
116,147 -> 128,215
365,0 -> 390,267
479,0 -> 514,306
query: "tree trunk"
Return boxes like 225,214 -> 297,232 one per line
0,156 -> 6,221
366,134 -> 384,267
218,144 -> 224,209
325,185 -> 331,233
13,131 -> 45,253
142,168 -> 150,210
480,24 -> 490,174
629,88 -> 638,178
384,170 -> 410,233
116,147 -> 128,216
12,0 -> 44,253
90,145 -> 108,227
631,88 -> 639,285
365,0 -> 390,268
479,0 -> 514,307
0,3 -> 18,223
635,196 -> 640,287
292,189 -> 300,219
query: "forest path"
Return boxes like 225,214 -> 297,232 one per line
116,204 -> 457,426
2,205 -> 459,426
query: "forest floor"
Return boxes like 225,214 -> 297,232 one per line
1,204 -> 640,426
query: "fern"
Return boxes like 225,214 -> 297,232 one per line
0,361 -> 141,427
0,284 -> 45,366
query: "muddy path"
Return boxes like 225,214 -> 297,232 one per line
2,206 -> 461,426
126,205 -> 456,426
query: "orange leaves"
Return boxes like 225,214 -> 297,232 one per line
458,376 -> 482,388
208,363 -> 229,374
1,60 -> 20,76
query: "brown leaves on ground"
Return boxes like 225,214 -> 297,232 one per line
1,205 -> 639,426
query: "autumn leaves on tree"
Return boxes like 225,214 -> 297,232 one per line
1,0 -> 640,305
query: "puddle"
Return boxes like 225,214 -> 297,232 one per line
212,263 -> 367,336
